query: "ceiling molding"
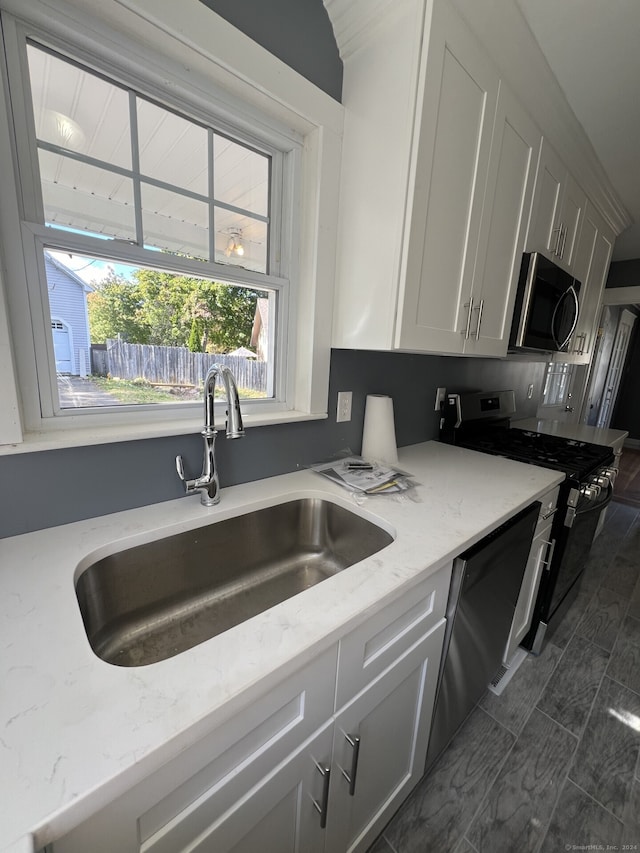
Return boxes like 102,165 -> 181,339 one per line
451,0 -> 631,238
323,0 -> 399,60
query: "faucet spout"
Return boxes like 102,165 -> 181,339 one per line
176,364 -> 245,506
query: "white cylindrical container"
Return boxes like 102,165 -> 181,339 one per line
361,394 -> 398,464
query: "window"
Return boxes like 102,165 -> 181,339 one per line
0,0 -> 345,449
0,0 -> 341,451
541,362 -> 576,408
15,38 -> 285,415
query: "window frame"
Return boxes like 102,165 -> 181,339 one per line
0,0 -> 342,452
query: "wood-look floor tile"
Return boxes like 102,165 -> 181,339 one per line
580,552 -> 617,597
455,839 -> 477,853
601,553 -> 640,598
607,615 -> 640,695
549,589 -> 594,649
569,677 -> 640,820
366,835 -> 396,853
621,778 -> 640,845
466,708 -> 577,853
384,707 -> 514,853
539,779 -> 624,852
629,577 -> 640,621
537,636 -> 609,736
576,586 -> 627,652
479,642 -> 563,735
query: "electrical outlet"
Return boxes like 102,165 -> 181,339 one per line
337,391 -> 352,423
527,384 -> 534,400
434,386 -> 447,411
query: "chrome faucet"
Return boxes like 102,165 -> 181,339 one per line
176,364 -> 245,505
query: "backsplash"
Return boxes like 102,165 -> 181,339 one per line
0,349 -> 547,538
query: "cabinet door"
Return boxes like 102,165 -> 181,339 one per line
326,620 -> 446,853
526,138 -> 564,260
163,722 -> 334,853
557,173 -> 587,271
526,140 -> 586,273
464,82 -> 540,356
396,0 -> 499,353
51,647 -> 338,853
503,518 -> 554,663
569,203 -> 615,362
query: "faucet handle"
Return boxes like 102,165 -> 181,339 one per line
175,454 -> 187,481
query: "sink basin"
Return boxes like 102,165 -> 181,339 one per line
75,498 -> 394,667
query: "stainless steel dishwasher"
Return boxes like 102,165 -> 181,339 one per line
426,501 -> 540,770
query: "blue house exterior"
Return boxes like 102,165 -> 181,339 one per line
44,252 -> 92,375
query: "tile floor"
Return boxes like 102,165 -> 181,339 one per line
369,500 -> 640,853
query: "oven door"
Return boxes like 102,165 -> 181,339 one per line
550,483 -> 614,614
523,481 -> 614,652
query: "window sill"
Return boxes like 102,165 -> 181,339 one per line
0,409 -> 328,456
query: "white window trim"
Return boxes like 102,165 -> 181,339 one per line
0,0 -> 342,454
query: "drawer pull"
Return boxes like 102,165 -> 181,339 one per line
312,761 -> 331,828
341,733 -> 361,796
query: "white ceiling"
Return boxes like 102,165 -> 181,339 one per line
516,0 -> 640,262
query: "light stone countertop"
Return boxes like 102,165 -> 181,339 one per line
512,418 -> 628,454
0,441 -> 563,852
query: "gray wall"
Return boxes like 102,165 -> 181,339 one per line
0,349 -> 547,538
606,259 -> 640,289
198,0 -> 343,101
603,261 -> 640,438
0,3 -> 550,539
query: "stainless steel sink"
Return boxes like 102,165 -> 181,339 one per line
75,498 -> 393,667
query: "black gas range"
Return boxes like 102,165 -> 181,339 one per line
440,390 -> 617,653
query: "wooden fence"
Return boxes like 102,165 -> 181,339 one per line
102,339 -> 267,392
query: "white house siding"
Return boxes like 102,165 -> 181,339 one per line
44,253 -> 91,375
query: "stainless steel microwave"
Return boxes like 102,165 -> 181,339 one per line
509,252 -> 581,354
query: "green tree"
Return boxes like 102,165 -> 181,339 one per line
88,266 -> 260,352
87,272 -> 149,343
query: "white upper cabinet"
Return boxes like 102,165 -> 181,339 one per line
525,139 -> 587,273
333,0 -> 539,357
555,200 -> 615,364
462,83 -> 540,356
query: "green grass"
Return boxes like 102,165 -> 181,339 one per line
91,376 -> 177,403
90,375 -> 267,404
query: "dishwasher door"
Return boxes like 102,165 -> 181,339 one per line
426,501 -> 540,770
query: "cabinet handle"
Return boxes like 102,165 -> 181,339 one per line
541,538 -> 556,570
312,761 -> 331,828
340,733 -> 361,796
559,224 -> 567,259
551,225 -> 562,256
463,297 -> 474,340
475,298 -> 484,341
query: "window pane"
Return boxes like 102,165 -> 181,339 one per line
214,208 -> 268,273
39,150 -> 136,240
43,250 -> 273,408
27,44 -> 132,169
214,134 -> 269,216
141,183 -> 209,259
137,99 -> 208,195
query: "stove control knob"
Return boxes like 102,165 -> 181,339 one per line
601,466 -> 618,484
580,484 -> 601,500
591,475 -> 610,489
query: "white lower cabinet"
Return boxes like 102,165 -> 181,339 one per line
503,486 -> 559,663
325,619 -> 445,853
50,567 -> 451,853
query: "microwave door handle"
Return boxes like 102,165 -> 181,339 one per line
551,285 -> 580,350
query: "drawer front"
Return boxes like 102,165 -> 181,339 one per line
538,486 -> 560,524
335,563 -> 452,710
